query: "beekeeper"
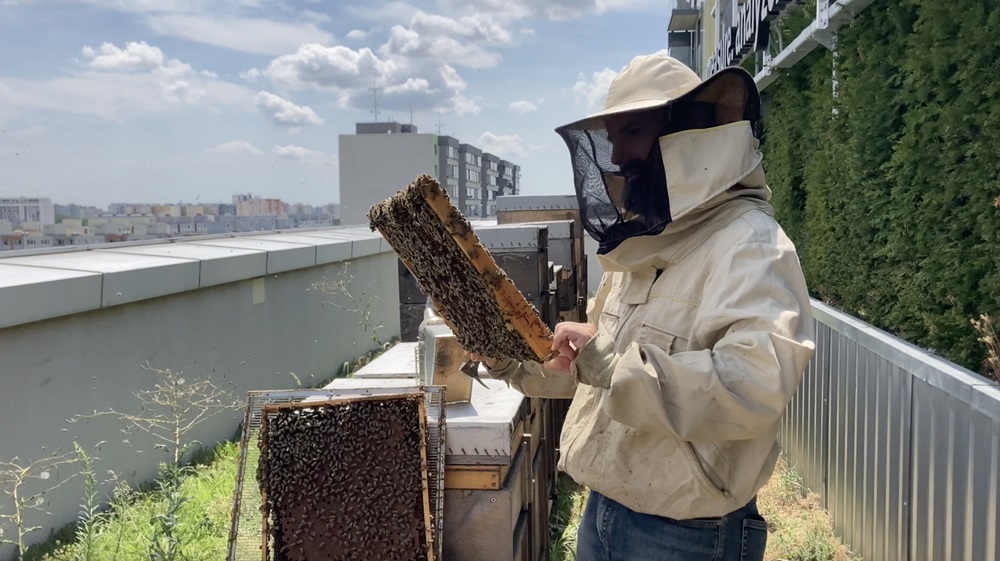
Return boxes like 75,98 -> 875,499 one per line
471,53 -> 816,561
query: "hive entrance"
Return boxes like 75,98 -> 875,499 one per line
368,174 -> 554,363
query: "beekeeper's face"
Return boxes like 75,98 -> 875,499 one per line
605,110 -> 666,172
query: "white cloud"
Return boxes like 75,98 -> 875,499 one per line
263,44 -> 396,91
409,11 -> 513,46
6,41 -> 254,121
346,26 -> 383,40
272,145 -> 335,164
384,78 -> 432,95
435,0 -> 594,20
239,68 -> 261,82
478,132 -> 529,158
379,11 -> 516,69
383,25 -> 502,68
438,64 -> 466,91
261,43 -> 476,115
436,0 -> 661,21
162,80 -> 206,103
509,100 -> 538,113
205,141 -> 264,156
254,91 -> 324,128
450,95 -> 481,115
82,41 -> 168,72
573,67 -> 617,113
145,14 -> 334,56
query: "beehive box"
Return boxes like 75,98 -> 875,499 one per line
443,441 -> 531,561
257,395 -> 433,561
495,195 -> 588,320
475,224 -> 550,300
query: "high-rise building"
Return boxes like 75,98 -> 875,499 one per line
438,136 -> 461,201
482,153 -> 501,217
0,197 -> 55,226
458,143 -> 483,218
338,122 -> 438,226
338,122 -> 520,226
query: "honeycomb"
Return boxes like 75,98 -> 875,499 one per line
368,174 -> 541,362
257,397 -> 430,561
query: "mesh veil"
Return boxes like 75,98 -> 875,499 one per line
561,127 -> 671,255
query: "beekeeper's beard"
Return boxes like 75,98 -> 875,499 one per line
614,141 -> 669,221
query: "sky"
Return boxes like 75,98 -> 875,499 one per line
0,0 -> 671,208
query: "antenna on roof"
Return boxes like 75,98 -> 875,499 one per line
409,93 -> 414,125
370,74 -> 382,122
436,111 -> 443,135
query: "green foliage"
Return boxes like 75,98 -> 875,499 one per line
39,443 -> 238,561
549,476 -> 588,561
762,0 -> 1000,374
775,0 -> 818,47
71,443 -> 99,561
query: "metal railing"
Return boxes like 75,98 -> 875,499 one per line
781,300 -> 1000,561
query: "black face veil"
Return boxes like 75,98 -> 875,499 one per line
559,125 -> 672,255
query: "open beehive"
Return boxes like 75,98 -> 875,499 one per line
227,387 -> 446,561
369,174 -> 555,363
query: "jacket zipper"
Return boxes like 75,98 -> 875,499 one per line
685,442 -> 732,499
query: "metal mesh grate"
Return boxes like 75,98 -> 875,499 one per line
226,386 -> 446,561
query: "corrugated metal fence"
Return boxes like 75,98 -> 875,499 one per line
780,300 -> 1000,561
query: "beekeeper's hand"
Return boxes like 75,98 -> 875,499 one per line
544,322 -> 597,372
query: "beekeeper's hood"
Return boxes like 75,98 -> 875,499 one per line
556,53 -> 768,255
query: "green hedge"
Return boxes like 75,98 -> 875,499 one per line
761,0 -> 1000,374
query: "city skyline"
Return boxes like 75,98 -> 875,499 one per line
0,195 -> 337,215
0,0 -> 669,208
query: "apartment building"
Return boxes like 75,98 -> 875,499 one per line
338,122 -> 520,226
233,194 -> 285,217
0,197 -> 56,226
457,143 -> 483,218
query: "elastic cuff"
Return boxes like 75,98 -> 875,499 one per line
486,358 -> 515,374
574,332 -> 616,389
484,358 -> 517,385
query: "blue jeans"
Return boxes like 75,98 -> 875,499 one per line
576,491 -> 768,561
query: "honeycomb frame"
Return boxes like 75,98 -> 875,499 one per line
368,174 -> 555,363
227,387 -> 446,561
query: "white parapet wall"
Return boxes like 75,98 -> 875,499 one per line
0,228 -> 401,558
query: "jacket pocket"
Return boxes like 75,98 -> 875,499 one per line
682,441 -> 732,500
638,322 -> 681,354
599,311 -> 621,338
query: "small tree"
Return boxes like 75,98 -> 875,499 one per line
72,364 -> 241,561
310,261 -> 386,348
75,364 -> 241,466
0,452 -> 78,560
